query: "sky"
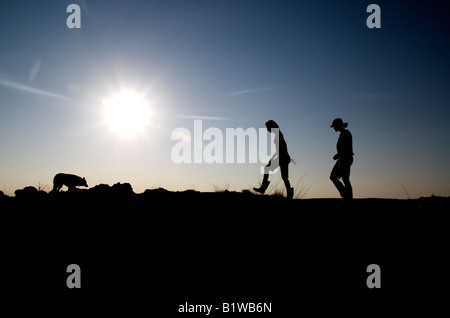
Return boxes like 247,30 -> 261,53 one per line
0,0 -> 449,198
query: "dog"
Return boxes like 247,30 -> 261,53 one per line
52,173 -> 88,192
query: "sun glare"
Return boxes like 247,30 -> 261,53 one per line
103,92 -> 151,136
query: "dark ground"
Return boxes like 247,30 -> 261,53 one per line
1,186 -> 449,315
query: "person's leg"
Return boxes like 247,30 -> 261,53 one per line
342,176 -> 352,200
254,173 -> 270,194
284,178 -> 293,199
331,177 -> 345,198
281,164 -> 294,199
283,178 -> 291,190
341,158 -> 353,200
330,161 -> 345,198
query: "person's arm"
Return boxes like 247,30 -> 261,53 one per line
267,152 -> 277,166
267,132 -> 280,165
340,131 -> 352,157
333,134 -> 341,160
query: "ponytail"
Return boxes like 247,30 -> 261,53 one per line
343,122 -> 348,128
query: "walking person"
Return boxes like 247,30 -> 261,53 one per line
330,118 -> 354,202
253,120 -> 294,199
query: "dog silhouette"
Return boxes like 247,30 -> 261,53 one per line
52,173 -> 88,192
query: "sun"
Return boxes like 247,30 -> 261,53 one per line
102,92 -> 151,136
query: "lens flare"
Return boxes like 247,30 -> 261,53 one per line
28,60 -> 41,82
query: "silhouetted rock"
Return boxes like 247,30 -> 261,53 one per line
112,182 -> 134,195
417,196 -> 450,212
88,183 -> 133,194
179,189 -> 199,196
89,184 -> 112,194
142,187 -> 170,199
14,186 -> 47,200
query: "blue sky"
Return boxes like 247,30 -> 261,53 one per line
0,0 -> 449,198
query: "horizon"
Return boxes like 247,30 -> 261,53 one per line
4,179 -> 448,200
1,1 -> 449,199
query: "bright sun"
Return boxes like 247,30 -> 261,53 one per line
103,92 -> 151,136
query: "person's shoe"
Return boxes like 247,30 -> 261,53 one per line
286,187 -> 294,199
253,181 -> 270,194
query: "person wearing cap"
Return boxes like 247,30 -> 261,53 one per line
330,118 -> 354,202
253,120 -> 294,199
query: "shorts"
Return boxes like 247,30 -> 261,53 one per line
330,157 -> 353,179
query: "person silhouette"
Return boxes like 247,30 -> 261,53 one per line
330,118 -> 354,202
253,120 -> 294,199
